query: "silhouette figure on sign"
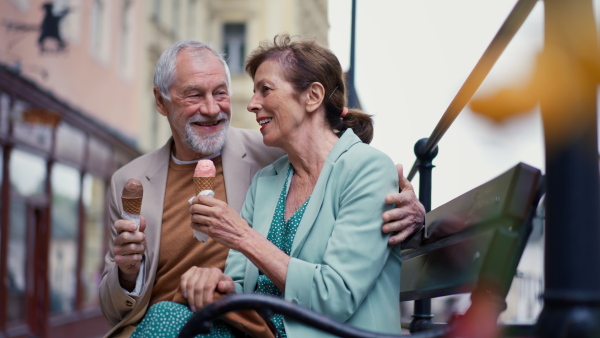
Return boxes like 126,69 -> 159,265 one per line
38,2 -> 70,53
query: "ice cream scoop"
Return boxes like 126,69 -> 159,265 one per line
122,178 -> 143,214
194,159 -> 216,177
193,159 -> 215,195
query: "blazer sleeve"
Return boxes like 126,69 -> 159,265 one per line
284,149 -> 399,322
99,174 -> 139,325
224,171 -> 260,293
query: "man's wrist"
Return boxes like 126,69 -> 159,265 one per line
119,270 -> 138,291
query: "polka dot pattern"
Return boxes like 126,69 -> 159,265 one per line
256,165 -> 310,337
131,301 -> 235,337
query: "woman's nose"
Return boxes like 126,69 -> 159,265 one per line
247,94 -> 260,114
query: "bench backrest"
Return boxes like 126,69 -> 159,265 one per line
400,162 -> 542,303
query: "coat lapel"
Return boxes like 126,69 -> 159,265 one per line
243,159 -> 288,292
290,130 -> 361,256
222,128 -> 260,213
253,163 -> 288,236
138,140 -> 171,275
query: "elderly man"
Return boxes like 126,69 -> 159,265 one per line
99,40 -> 425,337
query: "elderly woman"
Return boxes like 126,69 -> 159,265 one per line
133,35 -> 401,337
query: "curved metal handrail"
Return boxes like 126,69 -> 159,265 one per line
178,293 -> 450,338
407,0 -> 538,181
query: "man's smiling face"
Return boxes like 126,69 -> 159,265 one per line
159,50 -> 231,160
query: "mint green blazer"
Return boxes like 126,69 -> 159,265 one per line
224,130 -> 402,337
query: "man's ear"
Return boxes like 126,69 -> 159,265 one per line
154,86 -> 169,116
305,82 -> 325,114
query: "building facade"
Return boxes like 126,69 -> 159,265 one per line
0,0 -> 329,336
0,0 -> 145,336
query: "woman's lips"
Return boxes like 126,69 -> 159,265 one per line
257,117 -> 272,130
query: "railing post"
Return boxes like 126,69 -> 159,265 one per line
536,0 -> 600,337
409,138 -> 438,333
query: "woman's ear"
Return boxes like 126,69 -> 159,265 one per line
305,82 -> 325,113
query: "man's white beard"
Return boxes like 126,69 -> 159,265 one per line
184,112 -> 230,156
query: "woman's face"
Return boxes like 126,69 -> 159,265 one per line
247,59 -> 306,148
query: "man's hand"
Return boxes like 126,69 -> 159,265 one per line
382,164 -> 426,245
113,217 -> 146,288
180,266 -> 235,312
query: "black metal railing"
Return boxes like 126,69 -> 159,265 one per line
406,0 -> 538,182
407,0 -> 600,336
405,0 -> 538,332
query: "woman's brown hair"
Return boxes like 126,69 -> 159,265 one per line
245,34 -> 373,144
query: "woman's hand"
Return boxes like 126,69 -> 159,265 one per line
180,266 -> 235,312
190,195 -> 291,292
190,195 -> 251,251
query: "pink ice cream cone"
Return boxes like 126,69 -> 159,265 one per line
193,159 -> 216,195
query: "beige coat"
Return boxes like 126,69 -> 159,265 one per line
99,127 -> 283,337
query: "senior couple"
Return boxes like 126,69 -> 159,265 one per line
100,35 -> 425,337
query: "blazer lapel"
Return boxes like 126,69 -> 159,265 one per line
253,167 -> 287,236
222,128 -> 260,213
138,140 -> 171,277
243,160 -> 287,292
289,162 -> 332,256
290,130 -> 361,256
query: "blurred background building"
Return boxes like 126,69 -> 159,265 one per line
0,0 -> 327,336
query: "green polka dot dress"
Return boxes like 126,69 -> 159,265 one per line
131,301 -> 235,337
255,165 -> 310,338
131,165 -> 309,337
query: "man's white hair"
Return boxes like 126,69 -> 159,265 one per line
153,40 -> 232,101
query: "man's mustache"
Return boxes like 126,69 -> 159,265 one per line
187,112 -> 229,124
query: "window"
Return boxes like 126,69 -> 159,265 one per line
55,121 -> 85,167
119,0 -> 134,78
0,93 -> 8,136
81,173 -> 105,308
187,0 -> 197,37
90,0 -> 111,64
152,0 -> 161,22
87,137 -> 112,177
8,150 -> 46,323
0,146 -> 2,240
12,101 -> 55,153
223,23 -> 246,75
49,162 -> 81,314
8,0 -> 29,13
172,0 -> 180,38
90,0 -> 105,56
54,0 -> 81,44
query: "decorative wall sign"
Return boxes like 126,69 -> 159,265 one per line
38,2 -> 70,53
3,2 -> 71,54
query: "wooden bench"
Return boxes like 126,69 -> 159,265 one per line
179,162 -> 543,338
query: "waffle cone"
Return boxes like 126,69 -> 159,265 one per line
194,176 -> 214,195
122,197 -> 142,215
